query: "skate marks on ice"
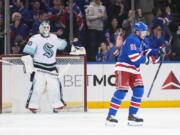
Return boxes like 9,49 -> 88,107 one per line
0,108 -> 180,135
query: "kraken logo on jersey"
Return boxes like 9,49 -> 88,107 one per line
43,43 -> 54,58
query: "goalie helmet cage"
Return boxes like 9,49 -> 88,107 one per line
0,54 -> 87,113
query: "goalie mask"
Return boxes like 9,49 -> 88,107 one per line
39,21 -> 50,37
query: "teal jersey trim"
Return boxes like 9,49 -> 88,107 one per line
58,40 -> 67,50
23,46 -> 36,56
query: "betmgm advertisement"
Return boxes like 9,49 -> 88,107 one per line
62,63 -> 180,108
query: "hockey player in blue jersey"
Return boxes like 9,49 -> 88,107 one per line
106,21 -> 163,126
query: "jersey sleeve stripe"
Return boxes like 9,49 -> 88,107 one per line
23,46 -> 36,56
144,49 -> 152,56
115,63 -> 140,72
128,53 -> 141,62
128,53 -> 140,58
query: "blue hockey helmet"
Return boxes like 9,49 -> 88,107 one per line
133,21 -> 148,31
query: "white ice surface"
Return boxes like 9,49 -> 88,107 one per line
0,108 -> 180,135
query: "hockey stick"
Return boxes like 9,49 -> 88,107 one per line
0,60 -> 14,65
147,55 -> 165,97
147,36 -> 173,97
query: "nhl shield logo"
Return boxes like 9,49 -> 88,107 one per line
162,71 -> 180,90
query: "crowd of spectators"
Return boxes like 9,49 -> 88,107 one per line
0,0 -> 180,61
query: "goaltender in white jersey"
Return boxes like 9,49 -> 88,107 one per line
22,21 -> 67,113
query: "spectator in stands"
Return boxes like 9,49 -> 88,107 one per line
48,0 -> 64,15
171,24 -> 180,61
96,41 -> 108,62
122,19 -> 132,38
108,0 -> 127,27
0,0 -> 3,14
48,0 -> 68,38
32,11 -> 49,35
135,0 -> 154,26
12,43 -> 20,54
85,0 -> 107,61
105,18 -> 119,44
135,8 -> 145,23
74,0 -> 90,16
163,6 -> 173,40
152,7 -> 172,41
11,0 -> 31,25
0,14 -> 4,54
106,28 -> 124,62
147,24 -> 171,60
121,9 -> 134,37
148,24 -> 165,49
10,12 -> 29,53
29,0 -> 42,22
65,0 -> 84,38
41,0 -> 52,8
127,9 -> 135,27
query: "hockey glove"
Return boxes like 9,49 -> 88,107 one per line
145,56 -> 160,65
158,45 -> 171,56
143,49 -> 160,57
158,45 -> 166,54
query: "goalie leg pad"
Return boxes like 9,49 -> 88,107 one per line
46,71 -> 65,109
26,71 -> 46,110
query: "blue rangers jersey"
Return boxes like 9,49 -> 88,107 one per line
115,34 -> 159,74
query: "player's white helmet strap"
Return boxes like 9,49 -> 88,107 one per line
39,21 -> 50,37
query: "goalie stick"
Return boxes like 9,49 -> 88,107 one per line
147,36 -> 173,97
0,60 -> 14,65
1,57 -> 72,81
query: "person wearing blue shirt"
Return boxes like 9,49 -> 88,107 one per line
105,22 -> 163,126
11,0 -> 32,25
148,24 -> 166,49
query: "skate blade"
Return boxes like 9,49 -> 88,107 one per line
128,121 -> 143,126
105,121 -> 118,127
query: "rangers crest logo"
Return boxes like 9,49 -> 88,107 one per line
130,44 -> 137,50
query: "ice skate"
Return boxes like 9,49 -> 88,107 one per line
128,114 -> 143,126
105,115 -> 118,127
53,106 -> 64,113
29,108 -> 38,114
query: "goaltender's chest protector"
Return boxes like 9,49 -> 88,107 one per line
26,34 -> 61,64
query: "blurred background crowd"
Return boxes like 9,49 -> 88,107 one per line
0,0 -> 180,61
